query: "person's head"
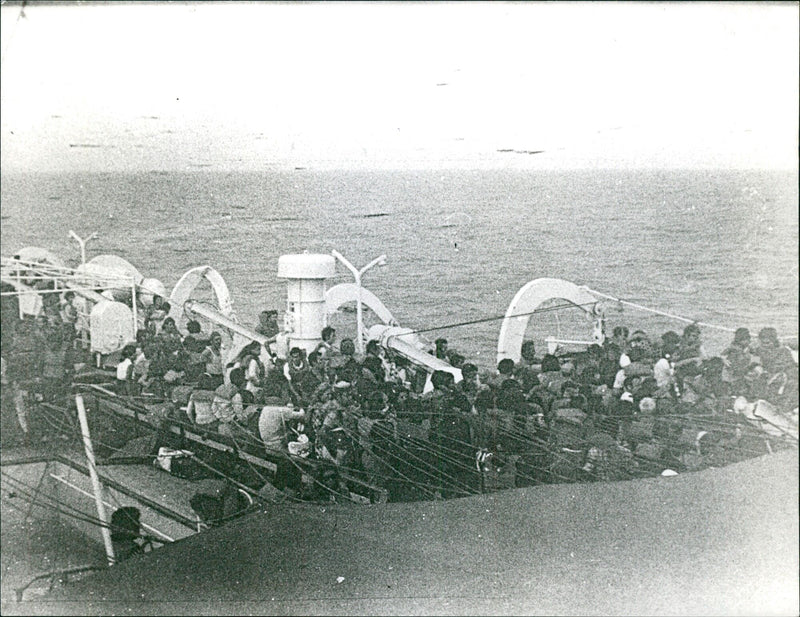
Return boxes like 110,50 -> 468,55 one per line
186,320 -> 201,334
161,301 -> 171,314
500,377 -> 522,393
259,309 -> 277,325
153,295 -> 165,308
308,351 -> 320,367
541,354 -> 560,373
613,326 -> 629,340
733,327 -> 750,346
446,350 -> 465,368
461,362 -> 479,382
661,331 -> 681,355
434,338 -> 448,358
757,327 -> 779,349
64,290 -> 75,302
229,367 -> 245,389
210,332 -> 222,348
497,358 -> 515,375
243,340 -> 260,356
520,340 -> 537,363
365,340 -> 381,357
121,343 -> 137,360
338,338 -> 354,356
161,317 -> 177,333
289,347 -> 304,363
683,323 -> 701,342
321,326 -> 336,343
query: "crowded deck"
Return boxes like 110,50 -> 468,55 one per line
1,248 -> 797,515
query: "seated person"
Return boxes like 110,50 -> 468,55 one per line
115,343 -> 138,396
211,368 -> 246,425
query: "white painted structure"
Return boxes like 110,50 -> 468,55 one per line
496,277 -> 605,364
277,253 -> 336,355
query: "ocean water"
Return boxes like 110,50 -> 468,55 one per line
1,169 -> 797,369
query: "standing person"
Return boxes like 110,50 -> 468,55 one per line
721,328 -> 754,393
182,320 -> 207,382
200,332 -> 225,390
456,362 -> 489,410
144,295 -> 168,334
515,340 -> 540,393
283,347 -> 310,406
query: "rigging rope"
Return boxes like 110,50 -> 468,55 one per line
396,300 -> 599,337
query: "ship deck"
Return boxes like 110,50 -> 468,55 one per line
1,443 -> 207,535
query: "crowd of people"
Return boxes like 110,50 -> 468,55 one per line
118,313 -> 799,501
1,285 -> 798,502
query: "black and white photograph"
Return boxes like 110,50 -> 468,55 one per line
1,2 -> 797,615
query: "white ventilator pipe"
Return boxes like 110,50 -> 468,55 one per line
75,394 -> 115,566
277,253 -> 337,355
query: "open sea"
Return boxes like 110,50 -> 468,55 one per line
1,168 -> 797,369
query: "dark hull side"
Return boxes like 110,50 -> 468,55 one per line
17,448 -> 799,616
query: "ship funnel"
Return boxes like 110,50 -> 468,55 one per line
277,253 -> 336,355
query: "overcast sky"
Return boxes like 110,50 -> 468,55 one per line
1,2 -> 797,172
